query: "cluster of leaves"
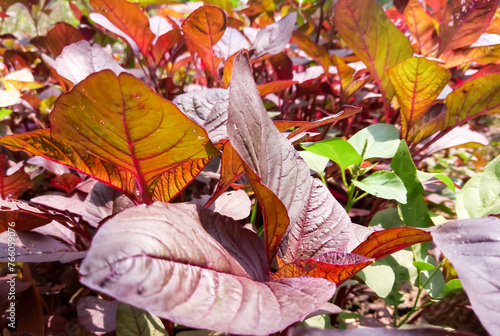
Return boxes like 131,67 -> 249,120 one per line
0,0 -> 500,335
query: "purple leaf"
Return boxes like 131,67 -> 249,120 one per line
250,13 -> 297,59
214,27 -> 250,59
80,202 -> 336,335
227,53 -> 351,262
82,182 -> 134,227
174,89 -> 229,143
0,231 -> 87,263
52,41 -> 127,84
431,217 -> 500,336
288,327 -> 480,335
77,297 -> 119,335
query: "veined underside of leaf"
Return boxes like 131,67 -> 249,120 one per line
90,0 -> 155,55
388,57 -> 451,139
0,71 -> 217,204
227,52 -> 352,262
79,202 -> 337,335
182,5 -> 227,81
404,0 -> 439,57
444,73 -> 500,128
438,0 -> 497,54
334,0 -> 413,102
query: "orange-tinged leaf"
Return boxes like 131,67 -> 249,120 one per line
90,0 -> 155,55
45,22 -> 85,57
0,154 -> 32,199
334,0 -> 413,101
222,53 -> 237,88
440,46 -> 492,68
444,73 -> 500,128
291,30 -> 331,71
245,163 -> 289,261
352,227 -> 432,260
182,5 -> 227,81
438,0 -> 497,54
50,173 -> 82,193
332,55 -> 370,98
152,28 -> 184,65
427,0 -> 448,23
257,80 -> 297,96
388,57 -> 451,139
206,141 -> 245,207
1,71 -> 217,204
404,0 -> 439,57
272,255 -> 373,284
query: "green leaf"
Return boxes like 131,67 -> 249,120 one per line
357,264 -> 395,298
299,151 -> 329,184
416,170 -> 456,193
413,261 -> 435,271
302,138 -> 362,171
420,255 -> 445,299
348,124 -> 400,160
442,279 -> 463,298
456,153 -> 500,218
334,0 -> 413,101
353,171 -> 407,203
116,303 -> 167,336
369,207 -> 404,229
391,141 -> 430,227
0,108 -> 13,119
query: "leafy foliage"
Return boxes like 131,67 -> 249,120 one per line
0,0 -> 499,334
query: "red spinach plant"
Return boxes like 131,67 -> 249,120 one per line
0,0 -> 499,335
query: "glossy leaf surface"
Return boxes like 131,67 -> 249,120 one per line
388,57 -> 451,138
334,0 -> 413,100
432,217 -> 500,336
80,202 -> 337,335
348,124 -> 400,160
353,171 -> 407,204
90,0 -> 155,55
302,138 -> 362,171
250,13 -> 297,59
182,5 -> 227,80
352,227 -> 432,260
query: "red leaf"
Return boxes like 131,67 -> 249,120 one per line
257,80 -> 297,96
352,227 -> 432,260
45,22 -> 85,57
0,154 -> 32,199
90,0 -> 155,55
50,173 -> 83,193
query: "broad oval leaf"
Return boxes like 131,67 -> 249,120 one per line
289,326 -> 479,335
348,124 -> 400,160
431,217 -> 500,336
0,71 -> 217,204
302,138 -> 362,172
291,30 -> 331,71
77,297 -> 119,335
0,154 -> 32,199
353,171 -> 407,204
444,73 -> 500,128
53,41 -> 127,85
45,22 -> 85,57
334,0 -> 413,101
213,27 -> 250,59
182,5 -> 227,80
250,13 -> 297,59
438,0 -> 497,54
90,0 -> 155,55
79,202 -> 336,335
388,57 -> 451,139
227,53 -> 352,262
456,153 -> 500,218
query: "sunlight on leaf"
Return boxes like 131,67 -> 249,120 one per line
404,0 -> 439,57
388,57 -> 451,139
116,303 -> 166,336
334,0 -> 413,101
